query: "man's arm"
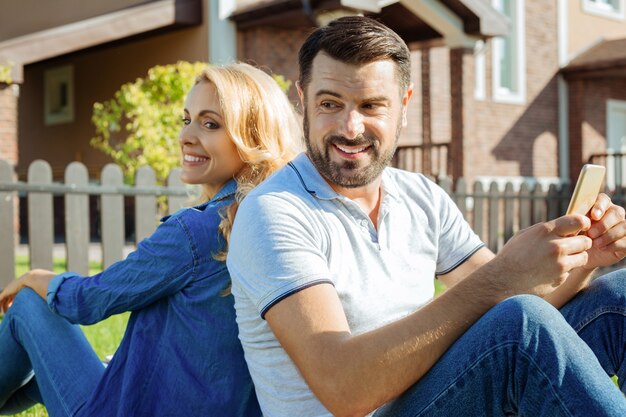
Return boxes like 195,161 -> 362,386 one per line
265,215 -> 593,417
438,247 -> 495,289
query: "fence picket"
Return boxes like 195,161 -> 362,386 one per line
488,182 -> 500,252
547,184 -> 561,220
504,182 -> 515,242
65,162 -> 90,275
520,182 -> 532,230
101,164 -> 125,268
455,178 -> 468,219
0,160 -> 15,286
167,169 -> 187,214
533,183 -> 548,223
135,166 -> 158,243
473,182 -> 486,242
28,160 -> 54,271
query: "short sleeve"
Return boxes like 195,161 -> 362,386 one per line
227,192 -> 333,318
432,183 -> 485,275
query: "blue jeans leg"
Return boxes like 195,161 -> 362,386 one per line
560,269 -> 626,392
374,293 -> 626,417
0,288 -> 104,417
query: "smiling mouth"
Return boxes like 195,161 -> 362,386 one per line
333,144 -> 371,157
184,154 -> 209,162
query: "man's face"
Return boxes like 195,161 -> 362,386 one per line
298,52 -> 412,189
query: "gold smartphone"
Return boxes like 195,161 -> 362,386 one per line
566,164 -> 606,216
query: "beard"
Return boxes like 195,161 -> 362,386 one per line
303,110 -> 402,188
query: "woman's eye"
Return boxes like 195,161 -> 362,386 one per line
204,121 -> 219,129
182,117 -> 191,125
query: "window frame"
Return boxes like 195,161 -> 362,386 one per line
491,0 -> 526,105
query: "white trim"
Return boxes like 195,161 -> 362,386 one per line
607,99 -> 626,150
209,0 -> 237,64
558,76 -> 569,181
400,0 -> 476,48
558,0 -> 569,67
491,0 -> 526,105
474,40 -> 486,100
582,0 -> 625,21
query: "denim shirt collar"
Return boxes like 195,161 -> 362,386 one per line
288,152 -> 399,202
161,179 -> 237,221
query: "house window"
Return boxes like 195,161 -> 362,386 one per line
583,0 -> 625,20
491,0 -> 526,104
44,65 -> 74,125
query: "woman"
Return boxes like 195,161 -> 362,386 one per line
0,63 -> 302,417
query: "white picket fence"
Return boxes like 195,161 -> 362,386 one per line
2,159 -> 625,289
0,159 -> 189,288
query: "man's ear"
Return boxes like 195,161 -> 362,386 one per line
401,83 -> 414,127
296,80 -> 305,109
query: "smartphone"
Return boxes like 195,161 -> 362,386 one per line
566,164 -> 606,216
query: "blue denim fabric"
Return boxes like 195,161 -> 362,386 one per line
374,269 -> 626,417
0,180 -> 261,417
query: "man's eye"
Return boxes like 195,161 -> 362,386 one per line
321,102 -> 338,109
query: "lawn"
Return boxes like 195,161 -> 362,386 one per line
5,257 -> 128,417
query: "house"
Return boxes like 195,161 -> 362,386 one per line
1,0 -> 626,190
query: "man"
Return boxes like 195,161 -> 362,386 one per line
227,16 -> 626,417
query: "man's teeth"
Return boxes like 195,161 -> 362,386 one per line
336,145 -> 367,154
184,154 -> 208,162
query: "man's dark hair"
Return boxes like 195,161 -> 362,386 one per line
298,15 -> 411,93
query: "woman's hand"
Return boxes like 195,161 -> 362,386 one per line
0,269 -> 56,313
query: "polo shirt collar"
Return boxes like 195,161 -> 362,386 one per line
289,152 -> 399,202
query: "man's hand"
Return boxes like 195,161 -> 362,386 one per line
490,214 -> 592,298
582,193 -> 626,270
0,269 -> 56,313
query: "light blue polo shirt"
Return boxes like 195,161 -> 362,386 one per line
227,153 -> 484,417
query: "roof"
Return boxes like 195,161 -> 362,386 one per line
0,0 -> 202,82
230,0 -> 508,46
562,37 -> 626,79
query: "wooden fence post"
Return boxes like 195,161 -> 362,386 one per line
0,159 -> 15,286
28,160 -> 54,271
65,162 -> 90,275
473,181 -> 486,242
167,168 -> 187,214
135,166 -> 157,243
503,182 -> 515,243
488,182 -> 500,252
101,164 -> 125,268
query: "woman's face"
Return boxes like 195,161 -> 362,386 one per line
179,81 -> 245,196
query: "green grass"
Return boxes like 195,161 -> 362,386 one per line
6,257 -> 128,417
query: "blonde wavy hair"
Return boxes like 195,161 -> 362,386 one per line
193,63 -> 302,259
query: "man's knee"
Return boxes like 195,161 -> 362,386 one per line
490,295 -> 569,341
587,269 -> 626,304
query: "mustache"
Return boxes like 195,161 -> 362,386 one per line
325,135 -> 376,148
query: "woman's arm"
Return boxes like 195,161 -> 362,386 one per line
47,216 -> 202,324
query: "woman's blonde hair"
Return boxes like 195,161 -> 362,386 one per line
194,63 -> 302,259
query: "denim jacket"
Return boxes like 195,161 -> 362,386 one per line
47,180 -> 261,417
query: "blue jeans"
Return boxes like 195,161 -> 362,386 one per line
0,288 -> 104,417
375,269 -> 626,417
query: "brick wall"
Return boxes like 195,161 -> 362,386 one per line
237,26 -> 311,104
0,84 -> 18,167
422,0 -> 560,182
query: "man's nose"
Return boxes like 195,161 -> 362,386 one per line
338,109 -> 365,140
